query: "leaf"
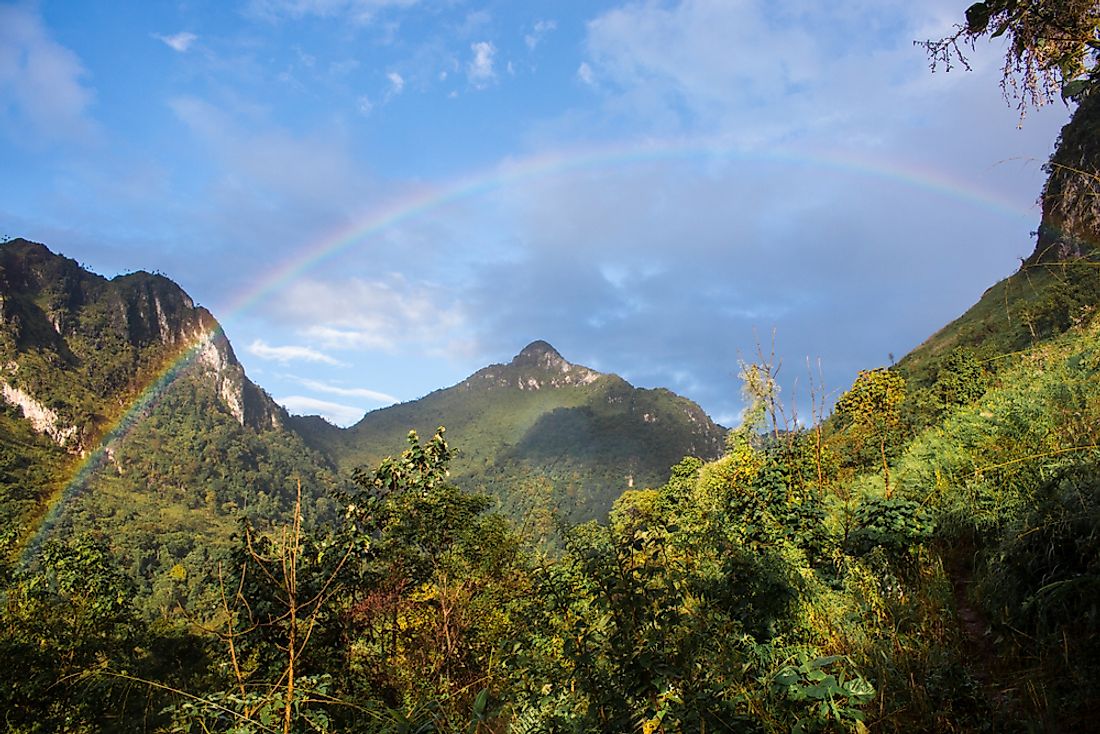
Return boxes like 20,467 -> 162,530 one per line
1061,79 -> 1090,101
843,677 -> 876,702
811,655 -> 842,668
472,688 -> 489,717
773,669 -> 801,687
965,2 -> 991,33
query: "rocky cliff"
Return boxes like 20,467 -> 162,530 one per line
0,239 -> 286,453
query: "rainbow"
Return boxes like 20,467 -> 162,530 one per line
225,138 -> 1040,316
20,331 -> 219,562
18,138 -> 1046,562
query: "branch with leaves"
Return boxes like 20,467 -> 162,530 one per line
920,0 -> 1100,113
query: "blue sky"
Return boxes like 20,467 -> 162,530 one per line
0,0 -> 1075,426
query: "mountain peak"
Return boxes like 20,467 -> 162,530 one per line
461,341 -> 601,392
514,340 -> 562,363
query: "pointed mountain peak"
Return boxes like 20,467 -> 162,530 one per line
514,340 -> 563,365
462,341 -> 602,391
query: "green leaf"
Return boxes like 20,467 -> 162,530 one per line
774,669 -> 801,687
965,2 -> 991,33
843,677 -> 876,702
472,688 -> 489,717
1061,79 -> 1090,101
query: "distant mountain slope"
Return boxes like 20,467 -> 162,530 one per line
292,340 -> 726,523
0,240 -> 340,608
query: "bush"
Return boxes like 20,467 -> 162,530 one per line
847,497 -> 934,559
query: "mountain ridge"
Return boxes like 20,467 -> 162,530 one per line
0,238 -> 287,444
0,238 -> 340,603
0,240 -> 727,545
292,338 -> 727,523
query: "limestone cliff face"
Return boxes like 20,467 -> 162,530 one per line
1029,91 -> 1100,265
193,326 -> 286,430
0,239 -> 284,452
0,381 -> 80,448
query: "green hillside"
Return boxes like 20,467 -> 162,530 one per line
0,240 -> 341,608
293,340 -> 727,525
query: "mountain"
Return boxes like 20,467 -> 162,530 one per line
0,239 -> 285,441
0,240 -> 723,596
0,239 -> 341,611
292,339 -> 727,524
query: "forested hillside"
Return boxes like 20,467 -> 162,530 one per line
294,340 -> 726,526
0,240 -> 343,611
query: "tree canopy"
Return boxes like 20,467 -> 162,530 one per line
923,0 -> 1100,110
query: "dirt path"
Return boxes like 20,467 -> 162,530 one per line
946,556 -> 1031,730
949,564 -> 997,684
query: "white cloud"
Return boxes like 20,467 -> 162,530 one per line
573,0 -> 1019,143
357,95 -> 374,115
154,32 -> 198,52
247,0 -> 419,24
273,275 -> 467,353
276,395 -> 365,426
525,18 -> 557,50
467,41 -> 496,88
0,5 -> 96,144
387,71 -> 404,94
296,377 -> 398,404
579,0 -> 823,135
577,62 -> 595,86
248,339 -> 347,366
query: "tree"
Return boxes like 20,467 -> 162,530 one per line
0,538 -> 151,731
343,428 -> 528,728
835,369 -> 907,496
166,481 -> 352,734
922,0 -> 1100,111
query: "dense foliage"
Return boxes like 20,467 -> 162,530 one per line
4,296 -> 1100,731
